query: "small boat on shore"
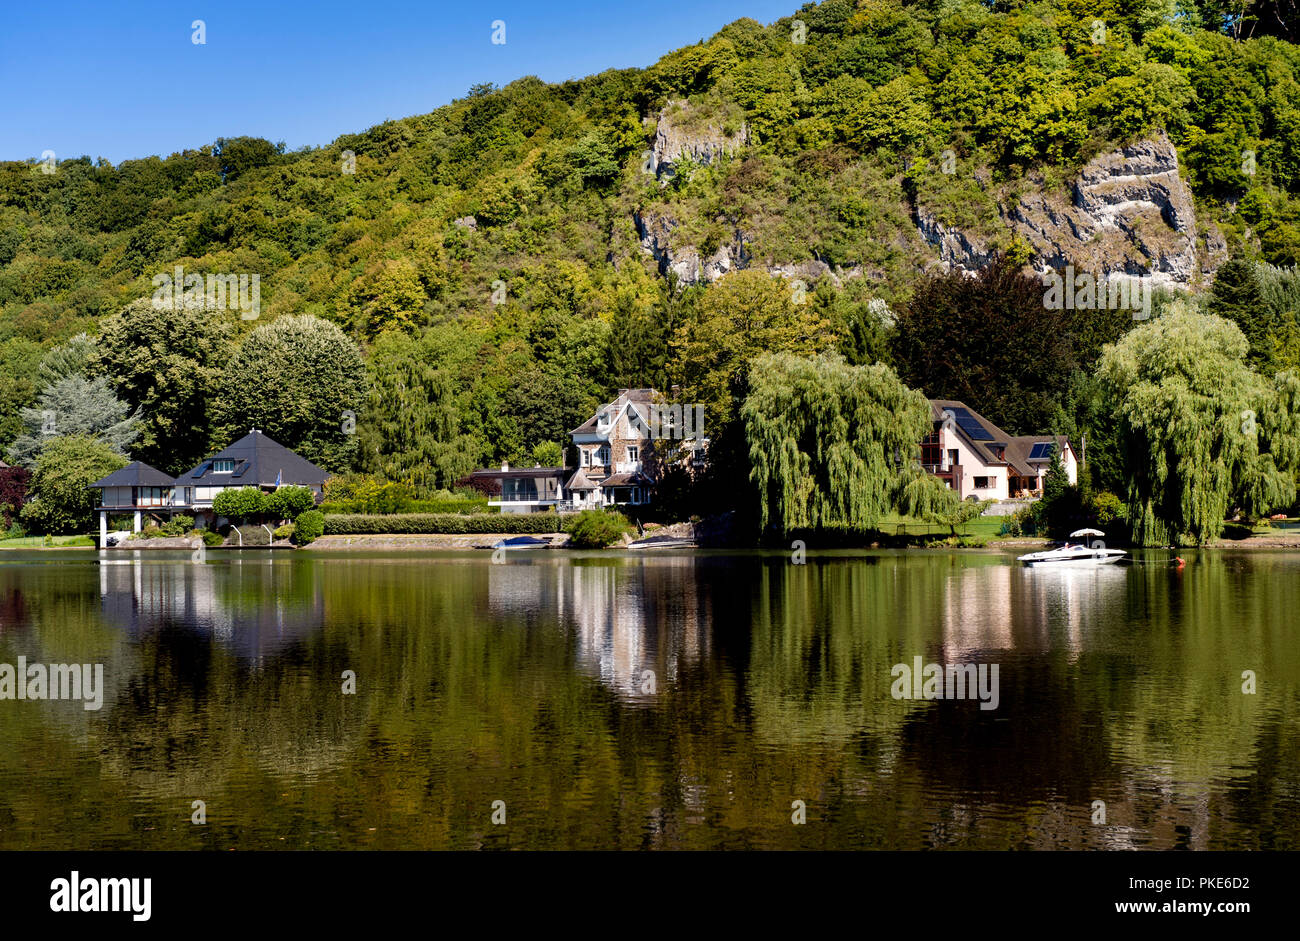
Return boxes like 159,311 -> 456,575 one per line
491,536 -> 553,550
627,536 -> 696,550
1017,529 -> 1127,566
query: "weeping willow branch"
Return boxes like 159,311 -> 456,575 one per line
742,352 -> 932,534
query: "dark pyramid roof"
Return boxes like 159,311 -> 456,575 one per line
177,430 -> 327,487
87,460 -> 175,489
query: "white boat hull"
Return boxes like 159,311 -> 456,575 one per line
1017,546 -> 1127,566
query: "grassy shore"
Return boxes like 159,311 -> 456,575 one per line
0,534 -> 96,548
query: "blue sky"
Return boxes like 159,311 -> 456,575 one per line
0,0 -> 799,164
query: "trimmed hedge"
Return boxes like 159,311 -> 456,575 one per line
323,512 -> 562,535
320,498 -> 488,515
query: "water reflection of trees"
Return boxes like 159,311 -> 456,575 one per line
0,551 -> 1296,849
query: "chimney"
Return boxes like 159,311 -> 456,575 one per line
501,462 -> 508,472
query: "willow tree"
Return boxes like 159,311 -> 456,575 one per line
1097,303 -> 1300,546
742,352 -> 931,533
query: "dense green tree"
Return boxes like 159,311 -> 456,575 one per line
1097,303 -> 1300,545
0,338 -> 42,452
1207,257 -> 1273,368
92,298 -> 235,474
675,269 -> 835,430
212,315 -> 365,472
19,436 -> 127,534
36,333 -> 96,388
893,256 -> 1079,435
356,330 -> 480,492
742,351 -> 931,533
6,375 -> 139,467
531,441 -> 564,466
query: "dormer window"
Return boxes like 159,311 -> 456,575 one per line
213,460 -> 236,473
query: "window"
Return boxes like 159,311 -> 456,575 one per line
626,446 -> 638,462
974,476 -> 991,489
581,449 -> 590,466
920,432 -> 940,467
213,460 -> 236,473
597,446 -> 610,465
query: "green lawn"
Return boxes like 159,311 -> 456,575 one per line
0,534 -> 96,548
876,512 -> 1012,539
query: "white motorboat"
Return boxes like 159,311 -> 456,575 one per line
1017,529 -> 1127,566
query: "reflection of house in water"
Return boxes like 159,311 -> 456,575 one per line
939,564 -> 1015,660
940,562 -> 1128,660
487,556 -> 710,701
98,555 -> 323,659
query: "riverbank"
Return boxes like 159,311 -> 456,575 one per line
308,533 -> 570,550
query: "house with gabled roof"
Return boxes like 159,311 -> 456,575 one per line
87,430 -> 328,545
173,429 -> 328,513
922,400 -> 1078,501
567,388 -> 659,509
462,388 -> 706,513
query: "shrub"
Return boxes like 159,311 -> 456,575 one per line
161,514 -> 194,536
321,474 -> 414,513
265,485 -> 317,520
323,512 -> 562,535
201,530 -> 224,547
140,523 -> 165,539
1090,490 -> 1124,527
1003,505 -> 1039,537
566,510 -> 630,548
213,486 -> 267,520
273,523 -> 295,541
292,509 -> 325,544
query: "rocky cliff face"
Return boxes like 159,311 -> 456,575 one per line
636,112 -> 1222,290
649,99 -> 748,178
919,133 -> 1226,286
633,209 -> 862,287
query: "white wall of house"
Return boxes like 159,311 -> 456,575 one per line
936,428 -> 1010,500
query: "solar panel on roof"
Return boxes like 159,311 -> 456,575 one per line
232,461 -> 249,478
191,461 -> 211,479
948,406 -> 993,441
1028,442 -> 1055,460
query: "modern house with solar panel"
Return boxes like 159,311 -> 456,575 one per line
921,400 -> 1078,501
172,430 -> 328,516
87,430 -> 329,545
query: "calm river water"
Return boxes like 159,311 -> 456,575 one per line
0,548 -> 1296,850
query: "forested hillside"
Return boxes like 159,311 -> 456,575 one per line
4,0 -> 1300,527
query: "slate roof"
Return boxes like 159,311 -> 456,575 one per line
570,389 -> 658,436
564,469 -> 599,491
928,400 -> 1069,476
1003,435 -> 1070,478
466,467 -> 565,480
175,430 -> 327,488
601,472 -> 653,487
87,461 -> 176,489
